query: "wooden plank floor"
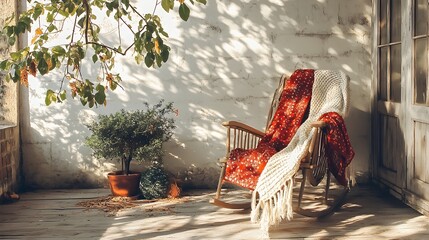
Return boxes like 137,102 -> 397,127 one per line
0,185 -> 429,239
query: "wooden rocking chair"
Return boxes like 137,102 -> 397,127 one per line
209,74 -> 351,218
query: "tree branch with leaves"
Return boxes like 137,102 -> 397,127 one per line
0,0 -> 206,108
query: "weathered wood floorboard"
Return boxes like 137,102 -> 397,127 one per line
0,186 -> 428,239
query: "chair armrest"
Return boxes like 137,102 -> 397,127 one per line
303,120 -> 328,165
222,121 -> 265,138
310,121 -> 328,129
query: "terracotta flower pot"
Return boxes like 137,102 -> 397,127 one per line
107,171 -> 141,197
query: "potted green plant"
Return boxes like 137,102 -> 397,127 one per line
85,100 -> 176,197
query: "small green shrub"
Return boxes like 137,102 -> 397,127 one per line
85,100 -> 176,175
140,165 -> 169,200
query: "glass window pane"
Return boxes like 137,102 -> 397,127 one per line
414,38 -> 427,104
380,0 -> 388,44
391,0 -> 401,42
380,47 -> 388,101
415,0 -> 428,36
390,44 -> 401,102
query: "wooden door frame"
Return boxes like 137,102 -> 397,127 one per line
403,0 -> 429,215
372,0 -> 429,216
371,0 -> 406,199
371,0 -> 379,190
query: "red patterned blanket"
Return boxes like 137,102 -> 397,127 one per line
223,69 -> 354,190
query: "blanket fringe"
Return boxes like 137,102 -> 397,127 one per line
251,178 -> 295,235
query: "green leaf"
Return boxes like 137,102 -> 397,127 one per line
40,34 -> 48,41
155,54 -> 162,67
161,0 -> 173,12
195,0 -> 207,4
88,99 -> 95,108
78,46 -> 85,59
37,58 -> 49,75
10,67 -> 19,82
16,22 -> 27,34
76,6 -> 85,16
45,5 -> 55,11
21,16 -> 32,27
134,37 -> 143,52
47,24 -> 57,32
10,52 -> 21,61
94,0 -> 104,8
122,0 -> 130,9
52,46 -> 66,56
58,9 -> 68,17
5,74 -> 11,83
67,2 -> 75,13
109,80 -> 117,91
60,90 -> 67,101
95,89 -> 106,105
77,17 -> 85,28
144,41 -> 154,52
169,0 -> 175,9
33,51 -> 43,60
47,12 -> 54,22
160,48 -> 169,62
92,54 -> 98,63
45,96 -> 51,106
80,98 -> 88,106
106,1 -> 114,11
146,22 -> 156,34
33,5 -> 43,20
45,89 -> 55,106
159,28 -> 169,37
0,60 -> 8,70
142,31 -> 152,43
153,15 -> 161,26
144,52 -> 154,68
49,57 -> 57,71
8,36 -> 16,46
96,84 -> 104,92
135,54 -> 143,65
85,79 -> 94,86
5,26 -> 14,36
179,3 -> 190,21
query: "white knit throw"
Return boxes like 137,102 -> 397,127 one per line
251,70 -> 350,235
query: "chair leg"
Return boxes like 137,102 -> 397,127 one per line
297,168 -> 307,208
324,170 -> 331,203
210,159 -> 251,209
215,161 -> 227,199
295,167 -> 350,218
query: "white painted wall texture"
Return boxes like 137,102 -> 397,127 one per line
20,0 -> 373,189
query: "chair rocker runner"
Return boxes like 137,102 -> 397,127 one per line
209,71 -> 353,218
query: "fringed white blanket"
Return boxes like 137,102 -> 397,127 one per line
250,70 -> 350,235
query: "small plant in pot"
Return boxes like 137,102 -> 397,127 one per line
85,100 -> 176,197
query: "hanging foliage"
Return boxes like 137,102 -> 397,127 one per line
0,0 -> 206,108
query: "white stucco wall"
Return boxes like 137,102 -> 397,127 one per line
21,0 -> 372,189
